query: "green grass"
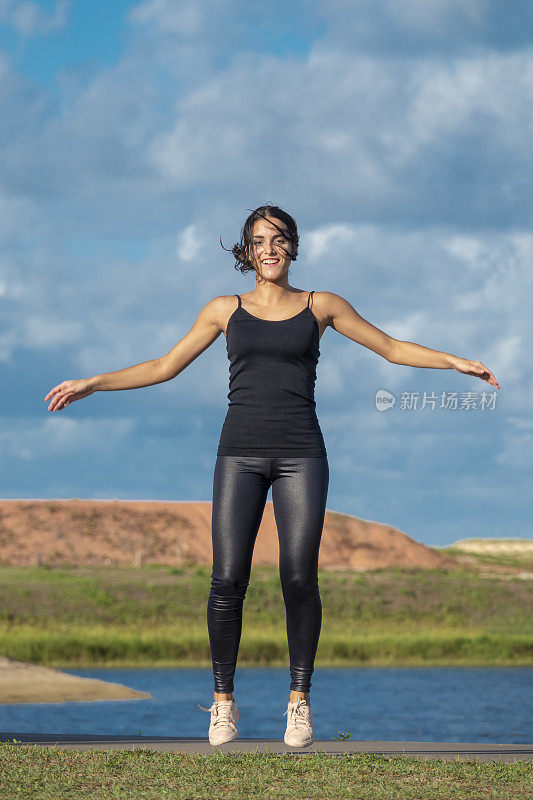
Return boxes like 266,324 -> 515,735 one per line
0,565 -> 531,667
0,624 -> 531,668
0,745 -> 531,800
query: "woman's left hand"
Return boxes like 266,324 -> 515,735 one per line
450,357 -> 500,388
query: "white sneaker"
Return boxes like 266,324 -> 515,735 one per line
198,698 -> 239,745
283,698 -> 315,747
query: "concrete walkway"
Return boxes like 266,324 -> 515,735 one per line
1,733 -> 531,762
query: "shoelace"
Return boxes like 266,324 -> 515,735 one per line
198,700 -> 236,728
283,699 -> 311,730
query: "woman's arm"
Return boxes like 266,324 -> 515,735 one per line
323,292 -> 500,389
45,296 -> 227,412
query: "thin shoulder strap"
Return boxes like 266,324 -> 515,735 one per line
235,294 -> 241,307
307,290 -> 314,309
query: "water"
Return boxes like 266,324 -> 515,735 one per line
1,667 -> 531,743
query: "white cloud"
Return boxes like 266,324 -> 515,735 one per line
22,315 -> 85,350
130,46 -> 533,232
485,334 -> 522,384
0,0 -> 70,37
0,416 -> 136,462
128,0 -> 203,35
444,235 -> 487,268
1,26 -> 532,234
176,223 -> 202,261
314,0 -> 494,53
305,224 -> 358,263
388,0 -> 489,29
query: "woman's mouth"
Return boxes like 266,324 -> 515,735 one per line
263,259 -> 279,265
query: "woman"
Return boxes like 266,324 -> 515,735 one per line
44,204 -> 500,748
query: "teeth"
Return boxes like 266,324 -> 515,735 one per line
264,260 -> 279,264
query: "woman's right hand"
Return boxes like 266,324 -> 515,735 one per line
44,378 -> 96,413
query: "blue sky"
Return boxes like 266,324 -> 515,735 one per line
1,0 -> 531,546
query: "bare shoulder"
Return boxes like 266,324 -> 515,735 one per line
196,294 -> 239,333
312,291 -> 395,359
310,291 -> 352,327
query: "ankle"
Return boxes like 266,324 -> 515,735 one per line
214,692 -> 234,702
290,691 -> 310,704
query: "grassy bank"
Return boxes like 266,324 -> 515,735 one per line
0,745 -> 531,800
0,565 -> 531,667
1,623 -> 531,668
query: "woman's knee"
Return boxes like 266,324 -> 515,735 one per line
209,572 -> 249,599
281,572 -> 319,601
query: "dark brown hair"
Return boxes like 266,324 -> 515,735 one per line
220,204 -> 299,275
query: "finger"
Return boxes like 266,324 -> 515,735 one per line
49,392 -> 69,412
480,367 -> 500,388
44,386 -> 61,401
49,384 -> 67,400
482,372 -> 500,389
56,392 -> 74,411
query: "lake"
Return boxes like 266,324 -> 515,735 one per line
1,667 -> 531,743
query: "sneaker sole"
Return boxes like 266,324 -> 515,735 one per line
210,729 -> 239,746
284,733 -> 314,747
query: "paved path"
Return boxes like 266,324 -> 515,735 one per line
1,733 -> 531,762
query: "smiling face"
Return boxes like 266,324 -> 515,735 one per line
247,217 -> 294,279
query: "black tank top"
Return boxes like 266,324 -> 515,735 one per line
217,291 -> 327,457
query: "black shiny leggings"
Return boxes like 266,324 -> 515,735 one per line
208,454 -> 329,694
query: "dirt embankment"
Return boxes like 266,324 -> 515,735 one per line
451,538 -> 533,556
0,499 -> 457,571
0,655 -> 150,704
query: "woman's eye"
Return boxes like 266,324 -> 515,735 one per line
252,239 -> 286,247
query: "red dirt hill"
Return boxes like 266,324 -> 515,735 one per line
0,499 -> 457,570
